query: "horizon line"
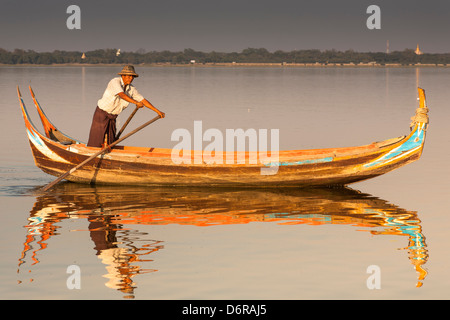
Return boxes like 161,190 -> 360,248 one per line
2,47 -> 447,55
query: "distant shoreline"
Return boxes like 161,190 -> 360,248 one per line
4,48 -> 450,66
1,62 -> 449,68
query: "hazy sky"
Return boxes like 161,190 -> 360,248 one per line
1,0 -> 450,53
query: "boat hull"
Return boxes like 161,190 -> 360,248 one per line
18,86 -> 429,188
27,136 -> 422,187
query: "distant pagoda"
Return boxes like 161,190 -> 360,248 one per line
415,44 -> 423,55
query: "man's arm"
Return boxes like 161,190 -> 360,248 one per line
117,92 -> 144,107
117,93 -> 165,118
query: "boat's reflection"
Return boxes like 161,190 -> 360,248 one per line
18,183 -> 429,298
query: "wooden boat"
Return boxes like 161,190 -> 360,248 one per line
18,86 -> 429,187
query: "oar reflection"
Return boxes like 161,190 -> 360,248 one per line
18,184 -> 429,298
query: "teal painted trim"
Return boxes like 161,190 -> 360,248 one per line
264,156 -> 333,167
27,127 -> 44,147
363,124 -> 426,168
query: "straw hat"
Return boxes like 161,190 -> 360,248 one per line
118,65 -> 139,77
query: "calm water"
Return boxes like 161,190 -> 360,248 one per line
1,65 -> 450,300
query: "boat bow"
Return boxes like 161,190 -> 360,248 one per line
361,88 -> 428,170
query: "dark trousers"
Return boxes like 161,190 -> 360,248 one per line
87,106 -> 118,147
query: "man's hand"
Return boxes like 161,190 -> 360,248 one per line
140,99 -> 165,118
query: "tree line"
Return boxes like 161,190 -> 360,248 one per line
2,47 -> 450,65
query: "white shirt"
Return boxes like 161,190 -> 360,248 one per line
97,77 -> 144,115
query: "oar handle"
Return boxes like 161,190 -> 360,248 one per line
41,114 -> 161,192
116,106 -> 139,140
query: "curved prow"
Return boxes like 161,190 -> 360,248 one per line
29,86 -> 57,139
411,87 -> 429,130
418,87 -> 427,109
29,86 -> 81,145
17,86 -> 37,129
17,85 -> 45,145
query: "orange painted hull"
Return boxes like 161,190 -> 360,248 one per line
18,86 -> 429,187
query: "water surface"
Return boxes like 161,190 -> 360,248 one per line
1,66 -> 450,299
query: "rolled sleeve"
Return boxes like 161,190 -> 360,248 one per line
129,86 -> 144,102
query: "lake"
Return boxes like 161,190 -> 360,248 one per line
1,65 -> 450,300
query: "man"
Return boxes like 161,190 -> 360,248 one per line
87,65 -> 165,148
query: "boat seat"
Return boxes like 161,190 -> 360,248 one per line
49,129 -> 77,145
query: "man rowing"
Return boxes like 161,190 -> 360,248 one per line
87,65 -> 165,148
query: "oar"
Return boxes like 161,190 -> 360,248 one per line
115,106 -> 139,140
41,114 -> 161,192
